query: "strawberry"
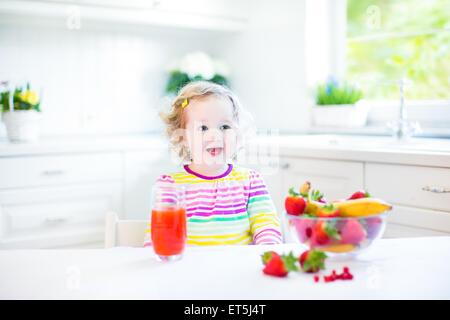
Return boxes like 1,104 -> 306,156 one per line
311,220 -> 341,246
285,187 -> 306,215
261,251 -> 298,277
316,203 -> 340,218
261,251 -> 280,265
348,190 -> 371,200
340,219 -> 367,245
299,249 -> 327,273
293,219 -> 315,242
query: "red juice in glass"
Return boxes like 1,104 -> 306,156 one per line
150,183 -> 186,261
151,206 -> 187,258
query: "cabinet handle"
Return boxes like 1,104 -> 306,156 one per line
422,186 -> 450,193
42,170 -> 65,176
281,163 -> 290,170
44,217 -> 68,224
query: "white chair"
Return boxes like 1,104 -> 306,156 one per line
104,211 -> 148,248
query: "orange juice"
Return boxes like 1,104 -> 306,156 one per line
151,206 -> 187,256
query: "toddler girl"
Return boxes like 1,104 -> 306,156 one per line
144,81 -> 282,246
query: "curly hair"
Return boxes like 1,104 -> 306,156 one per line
160,81 -> 252,162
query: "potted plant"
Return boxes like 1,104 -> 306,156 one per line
1,82 -> 42,142
165,51 -> 230,95
312,78 -> 369,127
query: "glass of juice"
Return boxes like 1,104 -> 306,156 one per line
150,183 -> 186,262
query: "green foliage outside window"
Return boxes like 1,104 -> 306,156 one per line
346,0 -> 450,100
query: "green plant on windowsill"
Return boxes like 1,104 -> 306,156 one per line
315,78 -> 363,106
312,78 -> 369,127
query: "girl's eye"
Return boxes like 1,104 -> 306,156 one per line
199,125 -> 208,132
220,124 -> 232,130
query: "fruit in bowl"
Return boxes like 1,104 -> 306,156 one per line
285,182 -> 392,258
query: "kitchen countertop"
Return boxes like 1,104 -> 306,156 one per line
0,133 -> 168,157
0,133 -> 449,167
252,134 -> 450,167
1,236 -> 449,299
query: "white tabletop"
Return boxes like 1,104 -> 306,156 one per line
1,237 -> 449,299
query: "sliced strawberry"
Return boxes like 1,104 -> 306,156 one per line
340,219 -> 367,245
299,249 -> 327,273
293,219 -> 315,242
348,190 -> 371,200
311,220 -> 341,246
285,187 -> 306,215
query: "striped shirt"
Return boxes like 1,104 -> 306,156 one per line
143,164 -> 283,246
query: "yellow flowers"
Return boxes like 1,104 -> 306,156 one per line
19,90 -> 39,106
1,83 -> 41,112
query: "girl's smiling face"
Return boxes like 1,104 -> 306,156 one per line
184,95 -> 237,166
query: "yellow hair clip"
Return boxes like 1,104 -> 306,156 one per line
181,98 -> 189,109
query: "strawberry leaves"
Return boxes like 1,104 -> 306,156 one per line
309,189 -> 324,202
261,250 -> 327,277
288,187 -> 300,197
261,251 -> 279,265
300,250 -> 328,273
281,252 -> 299,272
324,221 -> 341,241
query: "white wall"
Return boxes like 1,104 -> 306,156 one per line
0,19 -> 219,137
0,0 -> 309,137
216,0 -> 308,133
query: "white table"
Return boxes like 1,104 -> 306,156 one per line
1,237 -> 449,299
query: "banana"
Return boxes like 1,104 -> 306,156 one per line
334,198 -> 392,217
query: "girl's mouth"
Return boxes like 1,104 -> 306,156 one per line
206,147 -> 223,157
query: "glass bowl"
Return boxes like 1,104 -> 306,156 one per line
287,213 -> 388,259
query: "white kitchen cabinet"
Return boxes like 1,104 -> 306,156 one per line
279,157 -> 364,203
0,182 -> 122,249
0,0 -> 250,31
366,163 -> 450,237
0,138 -> 179,249
0,151 -> 125,249
0,152 -> 122,189
124,149 -> 179,220
365,163 -> 450,212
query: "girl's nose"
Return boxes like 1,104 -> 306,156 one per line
204,128 -> 223,142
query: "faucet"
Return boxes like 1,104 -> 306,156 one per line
386,77 -> 421,140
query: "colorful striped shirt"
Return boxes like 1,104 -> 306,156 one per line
143,164 -> 283,246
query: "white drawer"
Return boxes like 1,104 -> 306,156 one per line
366,163 -> 450,212
384,224 -> 450,238
0,152 -> 122,189
0,182 -> 123,249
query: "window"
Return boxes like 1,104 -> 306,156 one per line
346,0 -> 450,101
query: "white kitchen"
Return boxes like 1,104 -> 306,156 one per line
0,0 -> 449,301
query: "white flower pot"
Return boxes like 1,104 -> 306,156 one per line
312,101 -> 370,128
2,110 -> 42,143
